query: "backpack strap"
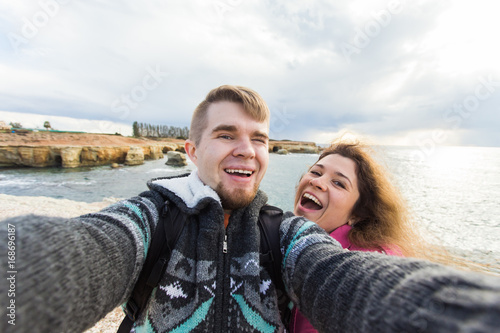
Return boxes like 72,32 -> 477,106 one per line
118,200 -> 187,333
258,205 -> 291,326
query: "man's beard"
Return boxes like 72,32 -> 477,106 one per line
216,182 -> 259,211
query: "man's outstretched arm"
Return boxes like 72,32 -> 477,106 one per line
0,191 -> 164,333
281,213 -> 500,333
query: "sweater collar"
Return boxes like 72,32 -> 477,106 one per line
149,170 -> 268,216
151,170 -> 221,209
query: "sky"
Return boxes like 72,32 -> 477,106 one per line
1,0 -> 499,147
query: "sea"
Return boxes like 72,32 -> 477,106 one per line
1,145 -> 499,266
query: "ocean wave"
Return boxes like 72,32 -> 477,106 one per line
60,180 -> 96,186
146,168 -> 191,174
0,178 -> 96,188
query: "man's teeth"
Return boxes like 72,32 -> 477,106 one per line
226,169 -> 253,175
303,193 -> 322,207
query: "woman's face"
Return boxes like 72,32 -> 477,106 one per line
294,154 -> 360,233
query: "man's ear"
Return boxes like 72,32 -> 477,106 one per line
185,139 -> 197,164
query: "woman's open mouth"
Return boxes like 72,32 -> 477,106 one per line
300,192 -> 323,210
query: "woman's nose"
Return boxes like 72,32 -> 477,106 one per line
309,177 -> 327,191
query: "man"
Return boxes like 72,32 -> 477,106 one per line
1,85 -> 499,333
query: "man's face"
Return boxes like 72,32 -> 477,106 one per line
185,101 -> 269,211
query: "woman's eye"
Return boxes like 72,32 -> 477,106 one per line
310,170 -> 321,176
333,180 -> 346,189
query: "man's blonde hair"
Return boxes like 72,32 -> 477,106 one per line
189,85 -> 270,145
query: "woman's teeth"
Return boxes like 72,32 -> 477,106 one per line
303,193 -> 322,208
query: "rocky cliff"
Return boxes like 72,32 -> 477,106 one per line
0,132 -> 184,168
0,144 -> 183,168
268,140 -> 320,154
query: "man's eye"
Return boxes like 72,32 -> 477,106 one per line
219,135 -> 232,140
253,138 -> 267,144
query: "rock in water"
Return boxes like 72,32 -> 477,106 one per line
165,151 -> 187,166
124,146 -> 144,166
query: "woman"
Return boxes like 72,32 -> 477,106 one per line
289,139 -> 433,332
294,140 -> 413,254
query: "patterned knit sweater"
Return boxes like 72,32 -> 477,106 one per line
1,171 -> 500,332
134,171 -> 285,332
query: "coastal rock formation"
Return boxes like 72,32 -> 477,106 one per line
143,145 -> 164,160
165,151 -> 187,166
162,143 -> 179,153
269,141 -> 320,154
79,147 -> 127,166
19,146 -> 55,167
61,147 -> 83,168
124,147 -> 145,166
0,145 -> 166,168
0,146 -> 56,168
0,132 -> 186,168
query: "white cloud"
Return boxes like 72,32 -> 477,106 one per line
1,0 -> 499,146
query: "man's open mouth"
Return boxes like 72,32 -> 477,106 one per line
300,193 -> 323,210
225,169 -> 254,177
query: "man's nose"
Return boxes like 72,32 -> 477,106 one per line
233,138 -> 256,158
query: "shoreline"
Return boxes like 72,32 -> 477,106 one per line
0,194 -> 121,220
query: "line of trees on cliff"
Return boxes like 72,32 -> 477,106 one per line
133,121 -> 189,139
